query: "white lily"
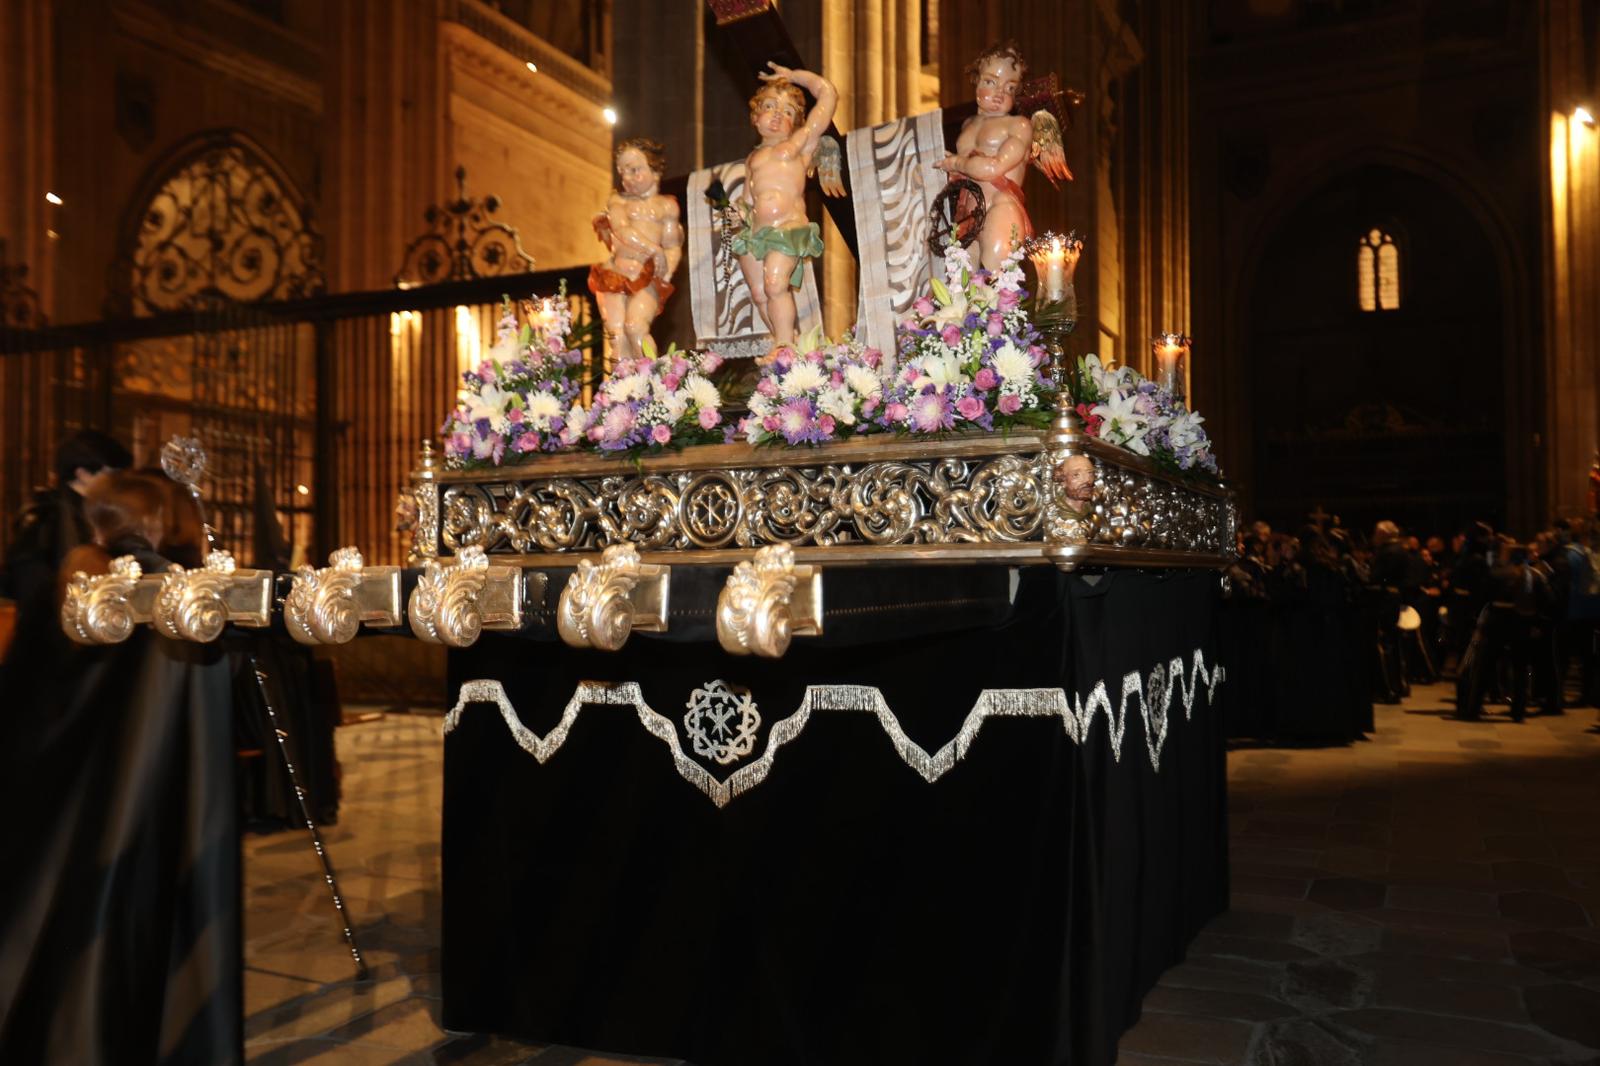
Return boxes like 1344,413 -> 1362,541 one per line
1091,389 -> 1150,454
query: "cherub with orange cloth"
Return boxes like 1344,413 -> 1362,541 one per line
590,137 -> 683,361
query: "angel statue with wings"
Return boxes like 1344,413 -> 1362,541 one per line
935,41 -> 1074,271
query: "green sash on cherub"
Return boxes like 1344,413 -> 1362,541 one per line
731,221 -> 824,288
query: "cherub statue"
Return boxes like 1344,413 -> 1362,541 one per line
589,138 -> 684,360
733,61 -> 838,357
935,41 -> 1073,272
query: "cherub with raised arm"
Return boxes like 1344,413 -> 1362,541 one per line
935,41 -> 1074,272
589,137 -> 683,360
733,61 -> 838,357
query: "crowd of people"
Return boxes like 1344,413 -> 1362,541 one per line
1223,511 -> 1600,740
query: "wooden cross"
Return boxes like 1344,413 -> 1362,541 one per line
701,0 -> 1083,254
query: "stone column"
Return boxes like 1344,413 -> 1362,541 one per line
819,0 -> 924,339
323,0 -> 445,292
0,0 -> 55,317
1543,0 -> 1600,518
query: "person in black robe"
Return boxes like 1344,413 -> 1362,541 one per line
0,470 -> 241,1066
1,430 -> 132,674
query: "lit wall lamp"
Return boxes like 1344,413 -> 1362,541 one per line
1576,105 -> 1597,129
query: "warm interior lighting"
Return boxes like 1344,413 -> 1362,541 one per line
45,229 -> 60,240
602,107 -> 618,125
44,191 -> 63,205
525,61 -> 538,73
295,484 -> 310,496
1576,105 -> 1596,128
455,305 -> 482,374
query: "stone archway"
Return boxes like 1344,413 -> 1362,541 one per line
1244,164 -> 1507,537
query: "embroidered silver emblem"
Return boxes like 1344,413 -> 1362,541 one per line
684,680 -> 762,766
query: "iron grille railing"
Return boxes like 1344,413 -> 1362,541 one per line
0,265 -> 597,568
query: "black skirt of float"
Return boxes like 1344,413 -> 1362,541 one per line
441,566 -> 1228,1066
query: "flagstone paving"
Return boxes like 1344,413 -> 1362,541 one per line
245,685 -> 1600,1064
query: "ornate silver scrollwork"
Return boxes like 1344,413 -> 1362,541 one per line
716,544 -> 823,659
408,545 -> 523,647
61,555 -> 144,645
555,543 -> 670,651
285,547 -> 365,645
433,435 -> 1234,570
152,550 -> 237,643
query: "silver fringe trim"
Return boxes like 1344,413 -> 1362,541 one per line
443,649 -> 1226,805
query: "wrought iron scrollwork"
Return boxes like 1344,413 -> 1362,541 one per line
393,166 -> 535,287
123,140 -> 325,316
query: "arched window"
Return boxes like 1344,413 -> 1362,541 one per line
121,134 -> 323,316
1357,228 -> 1400,312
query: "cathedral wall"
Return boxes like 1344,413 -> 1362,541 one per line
1190,3 -> 1545,528
48,0 -> 323,321
441,22 -> 614,272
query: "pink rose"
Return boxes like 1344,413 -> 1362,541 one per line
763,415 -> 781,431
818,414 -> 836,435
507,408 -> 524,424
886,402 -> 910,422
774,348 -> 795,369
863,348 -> 883,367
956,395 -> 985,421
651,424 -> 672,444
477,360 -> 497,380
974,368 -> 998,390
862,396 -> 880,414
941,325 -> 962,348
757,377 -> 779,397
701,353 -> 724,373
1028,345 -> 1047,366
698,406 -> 721,429
513,433 -> 540,452
987,313 -> 1004,336
662,373 -> 682,391
997,288 -> 1021,312
913,296 -> 935,317
997,393 -> 1022,415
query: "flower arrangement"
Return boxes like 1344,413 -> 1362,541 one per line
441,290 -> 590,467
740,329 -> 888,446
580,343 -> 726,454
885,244 -> 1054,436
1068,354 -> 1219,477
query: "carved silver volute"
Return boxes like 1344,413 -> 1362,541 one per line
556,543 -> 670,652
285,547 -> 365,645
716,544 -> 823,659
61,555 -> 144,645
153,550 -> 236,643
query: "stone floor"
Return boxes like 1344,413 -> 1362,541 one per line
244,685 -> 1600,1065
1120,684 -> 1600,1066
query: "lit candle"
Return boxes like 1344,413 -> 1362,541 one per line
1152,333 -> 1190,402
1028,232 -> 1081,306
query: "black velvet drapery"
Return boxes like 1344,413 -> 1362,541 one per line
441,567 -> 1229,1066
0,632 -> 241,1066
